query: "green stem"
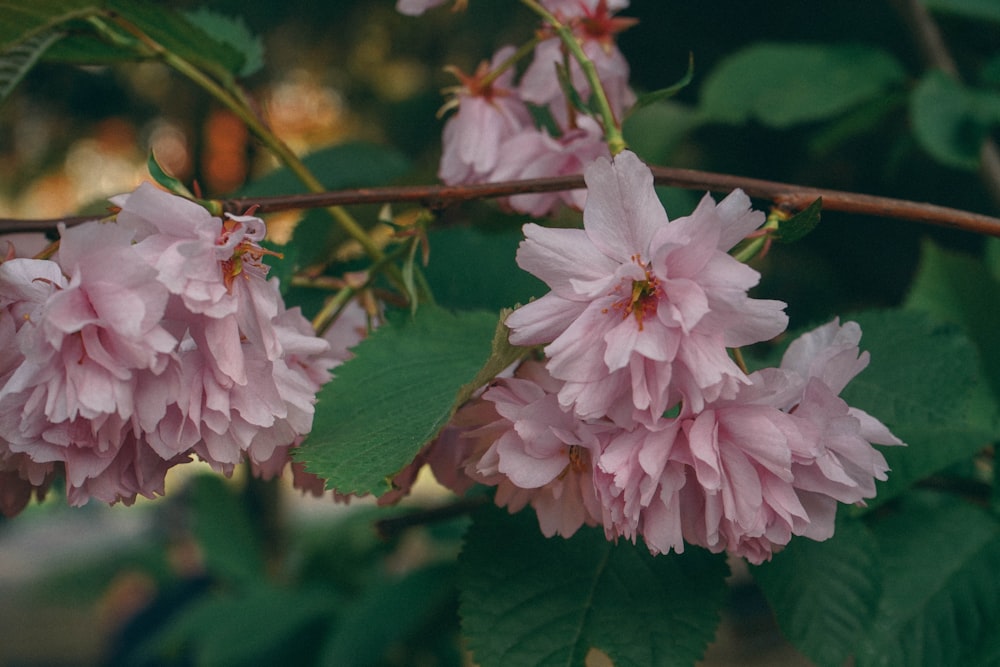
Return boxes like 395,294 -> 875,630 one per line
519,0 -> 627,155
93,13 -> 390,269
311,284 -> 357,336
309,238 -> 427,334
478,37 -> 540,89
731,213 -> 781,263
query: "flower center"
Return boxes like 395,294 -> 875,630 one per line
218,219 -> 282,291
558,445 -> 589,480
605,255 -> 662,330
578,0 -> 639,48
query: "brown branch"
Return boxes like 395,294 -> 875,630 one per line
214,165 -> 1000,237
2,164 -> 1000,236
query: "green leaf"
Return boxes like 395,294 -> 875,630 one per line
622,100 -> 703,166
555,60 -> 589,117
0,28 -> 62,108
922,0 -> 1000,23
980,53 -> 1000,88
43,28 -> 141,64
808,90 -> 908,156
905,239 -> 1000,400
632,52 -> 695,109
753,516 -> 881,667
455,308 -> 527,406
857,491 -> 1000,666
182,8 -> 263,77
147,151 -> 194,198
422,224 -> 546,313
839,309 -> 998,506
700,43 -> 906,128
910,70 -> 1000,170
321,562 -> 457,665
0,1 -> 96,52
145,584 -> 335,667
775,197 -> 822,243
986,237 -> 1000,282
0,1 -> 263,80
188,474 -> 265,585
297,305 -> 497,496
102,0 -> 250,80
459,505 -> 728,667
967,627 -> 1000,666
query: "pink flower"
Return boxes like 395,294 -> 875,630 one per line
776,320 -> 903,538
521,1 -> 637,125
506,150 -> 788,424
439,47 -> 533,185
0,233 -> 49,260
0,186 -> 336,509
490,116 -> 609,216
0,222 -> 184,506
465,360 -> 613,538
0,222 -> 174,442
115,183 -> 263,319
673,404 -> 812,564
592,420 -> 687,554
594,319 -> 903,564
0,263 -> 60,517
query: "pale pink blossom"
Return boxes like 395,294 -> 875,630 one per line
322,298 -> 377,366
520,2 -> 637,125
115,183 -> 264,319
439,47 -> 533,185
592,420 -> 687,554
506,150 -> 787,424
490,116 -> 609,216
673,404 -> 812,564
0,233 -> 49,259
0,222 -> 183,507
0,262 -> 60,516
0,223 -> 174,449
594,319 -> 903,564
465,360 -> 613,538
0,186 -> 335,509
776,320 -> 903,538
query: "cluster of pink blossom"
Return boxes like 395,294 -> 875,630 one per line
393,0 -> 902,562
0,183 -> 339,517
404,151 -> 902,564
408,0 -> 635,216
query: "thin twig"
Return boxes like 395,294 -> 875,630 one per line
3,164 -> 1000,236
374,496 -> 487,541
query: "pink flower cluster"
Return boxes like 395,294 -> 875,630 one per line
430,0 -> 635,216
410,151 -> 903,564
0,183 -> 338,516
